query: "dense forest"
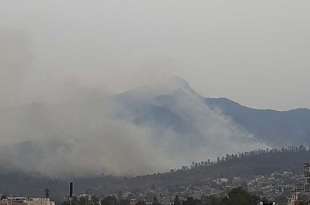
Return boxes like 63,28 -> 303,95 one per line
120,146 -> 309,191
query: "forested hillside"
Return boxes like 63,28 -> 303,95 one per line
0,147 -> 309,201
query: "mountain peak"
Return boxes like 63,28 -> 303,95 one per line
116,76 -> 197,103
143,76 -> 193,94
166,76 -> 191,90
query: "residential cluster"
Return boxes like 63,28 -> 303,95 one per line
0,197 -> 55,205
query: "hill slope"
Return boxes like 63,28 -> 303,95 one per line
114,78 -> 310,147
0,78 -> 309,177
205,98 -> 310,146
0,147 -> 309,200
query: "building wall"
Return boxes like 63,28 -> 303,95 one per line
0,198 -> 55,205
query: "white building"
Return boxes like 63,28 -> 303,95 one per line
0,197 -> 55,205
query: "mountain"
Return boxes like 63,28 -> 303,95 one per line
113,77 -> 267,162
0,77 -> 309,177
114,77 -> 310,148
0,77 -> 309,197
205,98 -> 310,146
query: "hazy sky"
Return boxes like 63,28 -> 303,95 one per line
1,0 -> 310,110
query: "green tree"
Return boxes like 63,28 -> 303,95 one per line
222,187 -> 259,205
174,195 -> 181,205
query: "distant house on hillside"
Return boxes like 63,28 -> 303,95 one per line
288,163 -> 310,205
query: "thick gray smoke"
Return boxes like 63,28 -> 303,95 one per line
4,0 -> 310,177
0,102 -> 173,176
0,30 -> 32,108
0,12 -> 271,176
0,30 -> 266,176
0,80 -> 267,177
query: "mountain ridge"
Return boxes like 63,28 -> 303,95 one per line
0,78 -> 309,177
205,97 -> 310,146
114,78 -> 310,147
205,97 -> 310,112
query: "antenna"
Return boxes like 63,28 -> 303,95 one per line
69,182 -> 73,198
304,163 -> 310,192
45,189 -> 49,198
69,182 -> 74,205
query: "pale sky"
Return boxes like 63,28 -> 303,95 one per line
1,0 -> 310,110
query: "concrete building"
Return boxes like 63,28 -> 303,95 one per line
0,197 -> 55,205
288,163 -> 310,205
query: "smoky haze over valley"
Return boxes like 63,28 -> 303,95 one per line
0,0 -> 310,177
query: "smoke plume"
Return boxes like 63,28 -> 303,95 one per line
0,25 -> 268,177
